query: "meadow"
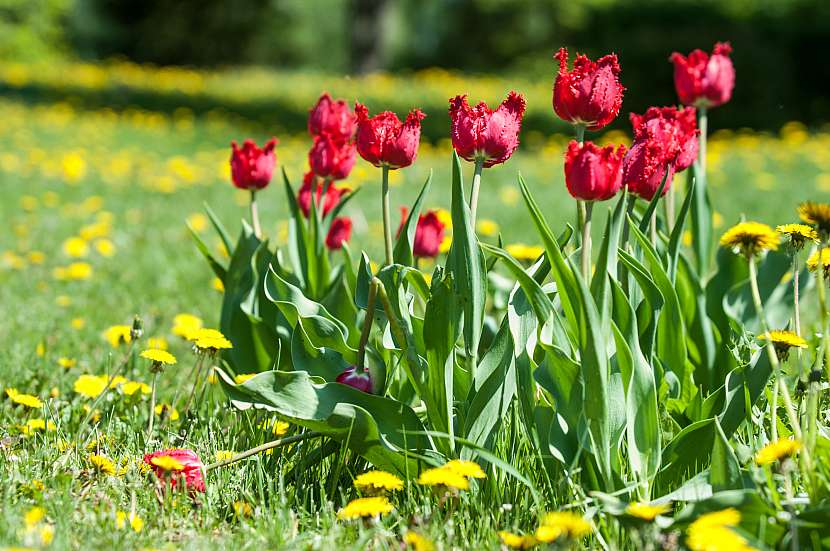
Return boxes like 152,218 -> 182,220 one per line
2,58 -> 830,551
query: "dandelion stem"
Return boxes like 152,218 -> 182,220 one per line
357,279 -> 378,369
147,371 -> 158,441
250,190 -> 262,239
581,201 -> 593,280
170,355 -> 203,416
204,431 -> 323,471
381,165 -> 393,265
469,157 -> 485,228
182,357 -> 207,417
748,256 -> 804,445
77,340 -> 136,442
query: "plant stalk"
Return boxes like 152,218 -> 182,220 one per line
147,371 -> 158,441
581,201 -> 593,280
250,190 -> 262,239
78,341 -> 136,441
357,279 -> 378,369
469,157 -> 485,228
381,165 -> 393,265
204,431 -> 323,471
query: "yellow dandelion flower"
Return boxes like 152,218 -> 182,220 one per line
20,418 -> 55,435
55,295 -> 71,307
27,250 -> 46,264
758,330 -> 807,360
798,201 -> 830,233
88,453 -> 117,475
442,459 -> 486,479
536,512 -> 591,542
62,236 -> 89,258
506,243 -> 545,262
625,502 -> 671,521
154,404 -> 179,420
140,348 -> 177,365
121,381 -> 151,396
235,373 -> 256,384
150,454 -> 185,472
212,277 -> 224,292
416,467 -> 469,490
146,337 -> 168,350
686,509 -> 756,551
215,450 -> 235,462
404,531 -> 435,551
5,388 -> 43,409
58,357 -> 77,369
498,531 -> 538,549
71,317 -> 85,330
24,506 -> 46,527
187,213 -> 208,232
73,374 -> 107,398
233,501 -> 253,518
354,470 -> 404,493
172,313 -> 203,338
776,223 -> 818,250
104,325 -> 132,348
115,511 -> 143,532
258,418 -> 289,435
477,219 -> 499,237
807,247 -> 830,275
192,328 -> 232,351
64,261 -> 93,280
94,238 -> 116,257
755,439 -> 801,465
719,222 -> 779,257
336,496 -> 394,520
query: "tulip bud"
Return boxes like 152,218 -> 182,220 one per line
298,172 -> 349,219
413,210 -> 446,259
622,140 -> 676,201
564,140 -> 626,202
336,365 -> 372,393
448,91 -> 526,167
230,138 -> 278,191
325,217 -> 352,250
308,93 -> 356,141
669,42 -> 735,109
355,103 -> 425,169
308,134 -> 356,181
143,449 -> 205,493
553,48 -> 624,131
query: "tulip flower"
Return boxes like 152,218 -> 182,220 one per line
397,207 -> 447,260
448,92 -> 526,224
336,365 -> 373,393
669,42 -> 734,109
564,140 -> 626,277
630,106 -> 698,173
230,138 -> 277,238
143,449 -> 205,493
308,134 -> 356,182
325,217 -> 352,250
308,93 -> 356,142
355,103 -> 425,265
553,48 -> 624,136
622,140 -> 675,202
298,171 -> 349,219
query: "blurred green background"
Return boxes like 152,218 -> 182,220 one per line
2,0 -> 830,135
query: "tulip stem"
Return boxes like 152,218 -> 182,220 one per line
250,191 -> 262,239
470,157 -> 485,228
357,279 -> 378,369
581,201 -> 593,280
204,431 -> 323,471
748,256 -> 805,450
381,166 -> 393,265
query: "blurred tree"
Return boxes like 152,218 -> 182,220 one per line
0,0 -> 71,61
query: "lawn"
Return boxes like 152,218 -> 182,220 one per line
2,65 -> 830,550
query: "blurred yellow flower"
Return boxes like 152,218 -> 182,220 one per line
193,328 -> 232,351
353,470 -> 404,493
62,237 -> 89,258
121,381 -> 151,396
73,374 -> 108,398
755,439 -> 801,465
536,512 -> 591,543
104,325 -> 132,347
94,238 -> 116,257
498,531 -> 537,549
146,337 -> 168,350
5,388 -> 43,409
476,218 -> 499,236
140,348 -> 177,365
70,317 -> 86,330
187,213 -> 208,232
154,403 -> 179,420
416,467 -> 469,490
686,509 -> 755,551
404,532 -> 435,551
336,496 -> 393,520
88,453 -> 117,475
115,511 -> 144,532
625,502 -> 671,521
57,357 -> 77,369
150,454 -> 184,471
719,222 -> 779,257
212,277 -> 224,292
172,313 -> 203,339
798,201 -> 830,233
506,243 -> 544,261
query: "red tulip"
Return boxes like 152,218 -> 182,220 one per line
413,210 -> 446,258
298,172 -> 349,218
448,91 -> 526,167
355,103 -> 425,169
336,365 -> 372,393
553,48 -> 624,131
230,138 -> 277,191
309,134 -> 356,181
622,140 -> 676,201
630,106 -> 699,172
143,449 -> 205,493
564,140 -> 626,202
308,93 -> 356,141
325,217 -> 352,250
669,42 -> 735,108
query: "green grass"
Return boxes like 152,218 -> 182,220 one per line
1,89 -> 829,550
